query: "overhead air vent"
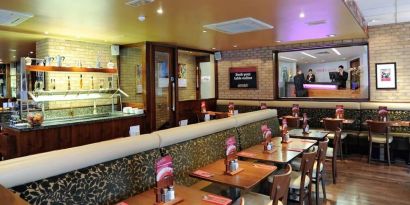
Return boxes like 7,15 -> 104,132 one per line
203,17 -> 273,34
126,0 -> 155,7
0,9 -> 33,26
306,20 -> 327,26
315,51 -> 331,55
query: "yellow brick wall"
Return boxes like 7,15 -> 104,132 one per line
178,53 -> 197,101
119,47 -> 144,104
368,23 -> 410,102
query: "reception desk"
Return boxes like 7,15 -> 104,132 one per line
285,82 -> 362,98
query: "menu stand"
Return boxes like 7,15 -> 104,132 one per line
263,131 -> 275,153
224,136 -> 244,176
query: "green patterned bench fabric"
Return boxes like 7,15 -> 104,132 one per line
160,128 -> 238,187
236,119 -> 279,150
11,149 -> 160,205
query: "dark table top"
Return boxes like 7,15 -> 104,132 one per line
288,129 -> 329,140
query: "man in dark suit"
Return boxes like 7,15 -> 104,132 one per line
294,69 -> 307,97
336,65 -> 348,89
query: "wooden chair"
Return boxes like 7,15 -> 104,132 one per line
238,164 -> 292,205
312,138 -> 329,205
284,116 -> 300,129
326,128 -> 341,184
286,151 -> 316,205
323,118 -> 346,160
367,121 -> 393,165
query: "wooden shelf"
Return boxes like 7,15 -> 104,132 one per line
25,65 -> 118,74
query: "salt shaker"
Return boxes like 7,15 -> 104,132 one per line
168,186 -> 175,200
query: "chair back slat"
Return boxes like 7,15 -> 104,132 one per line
323,119 -> 343,131
270,164 -> 292,205
299,152 -> 316,189
284,117 -> 300,129
315,137 -> 329,178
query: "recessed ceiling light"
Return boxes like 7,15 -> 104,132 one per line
299,11 -> 305,18
212,48 -> 216,50
331,48 -> 341,55
202,30 -> 207,33
301,51 -> 317,59
44,31 -> 49,35
10,49 -> 16,52
157,7 -> 163,14
275,40 -> 281,43
233,45 -> 238,48
327,34 -> 336,37
13,56 -> 16,58
138,15 -> 146,22
29,51 -> 34,54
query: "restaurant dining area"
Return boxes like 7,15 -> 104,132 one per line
0,0 -> 410,205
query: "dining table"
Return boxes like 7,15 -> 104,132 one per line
320,118 -> 355,124
189,159 -> 277,190
237,137 -> 316,164
288,129 -> 329,140
119,184 -> 232,205
0,185 -> 29,205
362,120 -> 410,127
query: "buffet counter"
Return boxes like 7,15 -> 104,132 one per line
1,112 -> 146,160
3,112 -> 143,132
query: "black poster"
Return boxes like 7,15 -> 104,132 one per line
229,67 -> 257,89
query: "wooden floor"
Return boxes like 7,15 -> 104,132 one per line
293,155 -> 410,205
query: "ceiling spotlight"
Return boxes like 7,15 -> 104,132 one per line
44,31 -> 49,35
233,45 -> 238,48
157,7 -> 163,14
13,56 -> 16,58
275,40 -> 281,43
138,15 -> 146,22
212,48 -> 216,50
299,11 -> 305,18
202,30 -> 207,33
29,51 -> 34,54
10,49 -> 16,52
327,34 -> 336,37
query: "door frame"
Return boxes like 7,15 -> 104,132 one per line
147,43 -> 177,132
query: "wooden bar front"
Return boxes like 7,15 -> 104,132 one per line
1,115 -> 145,159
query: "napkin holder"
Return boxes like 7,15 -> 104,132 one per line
263,132 -> 274,153
154,176 -> 183,205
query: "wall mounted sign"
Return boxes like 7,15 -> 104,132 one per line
229,67 -> 257,89
178,64 -> 187,87
375,62 -> 396,89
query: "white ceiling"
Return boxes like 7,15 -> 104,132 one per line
356,0 -> 410,26
279,45 -> 367,64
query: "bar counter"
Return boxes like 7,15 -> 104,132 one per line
1,112 -> 146,160
3,112 -> 144,132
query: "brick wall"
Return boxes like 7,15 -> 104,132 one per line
368,22 -> 410,102
36,38 -> 119,109
119,47 -> 144,104
178,53 -> 196,101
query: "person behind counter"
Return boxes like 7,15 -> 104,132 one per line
294,69 -> 307,97
306,69 -> 315,83
336,65 -> 348,89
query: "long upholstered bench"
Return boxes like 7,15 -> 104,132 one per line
0,109 -> 278,205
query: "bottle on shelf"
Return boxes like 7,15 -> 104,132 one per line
67,76 -> 71,90
80,74 -> 83,89
91,76 -> 94,90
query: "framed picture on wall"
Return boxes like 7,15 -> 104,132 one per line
375,62 -> 397,89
